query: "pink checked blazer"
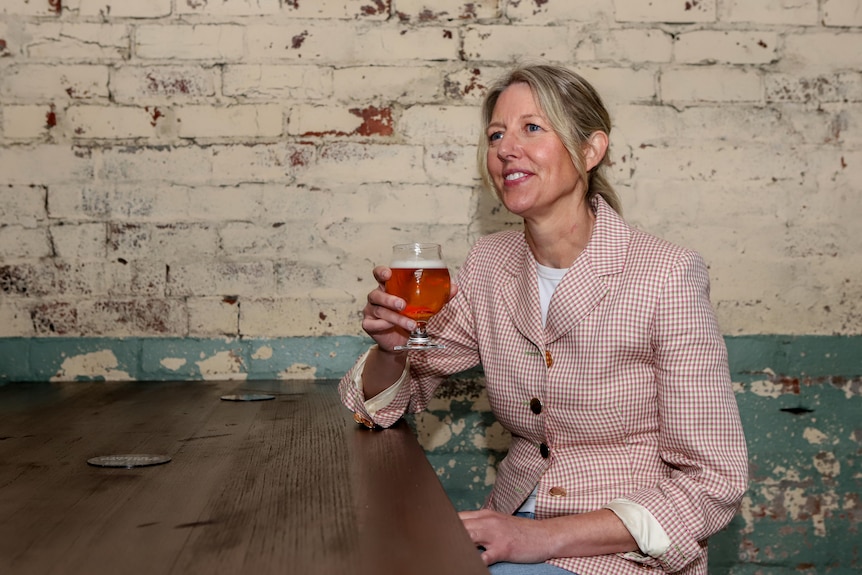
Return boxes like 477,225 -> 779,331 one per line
340,196 -> 748,575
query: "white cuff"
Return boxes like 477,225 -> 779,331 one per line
604,498 -> 671,559
352,345 -> 410,416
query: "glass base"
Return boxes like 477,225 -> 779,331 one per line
394,341 -> 445,351
394,324 -> 443,351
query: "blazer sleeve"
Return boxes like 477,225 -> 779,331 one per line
623,250 -> 748,572
338,247 -> 483,428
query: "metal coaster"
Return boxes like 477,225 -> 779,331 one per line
220,393 -> 275,402
87,454 -> 172,468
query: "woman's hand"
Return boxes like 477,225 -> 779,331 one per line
459,509 -> 554,566
362,265 -> 458,353
459,508 -> 639,566
361,265 -> 415,353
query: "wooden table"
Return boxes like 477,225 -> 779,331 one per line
0,380 -> 489,575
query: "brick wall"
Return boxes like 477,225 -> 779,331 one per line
1,1 -> 860,339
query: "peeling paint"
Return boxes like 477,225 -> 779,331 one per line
277,363 -> 317,379
252,345 -> 273,360
748,378 -> 785,398
50,350 -> 132,382
802,427 -> 829,445
160,357 -> 187,371
472,421 -> 510,451
812,451 -> 840,478
195,350 -> 245,380
414,412 -> 453,451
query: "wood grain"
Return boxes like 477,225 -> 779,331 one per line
0,380 -> 488,575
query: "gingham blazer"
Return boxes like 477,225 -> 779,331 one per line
340,196 -> 748,575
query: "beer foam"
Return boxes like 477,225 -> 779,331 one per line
390,259 -> 447,268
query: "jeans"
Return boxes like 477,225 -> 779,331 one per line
489,561 -> 575,575
485,512 -> 578,575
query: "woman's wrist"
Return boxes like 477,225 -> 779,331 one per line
362,345 -> 408,399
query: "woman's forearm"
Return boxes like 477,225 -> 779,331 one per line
361,346 -> 408,400
543,509 -> 638,559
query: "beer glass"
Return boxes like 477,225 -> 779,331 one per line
386,243 -> 451,351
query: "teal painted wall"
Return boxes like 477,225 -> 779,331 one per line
1,335 -> 860,573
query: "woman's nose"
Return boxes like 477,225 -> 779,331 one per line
496,132 -> 520,159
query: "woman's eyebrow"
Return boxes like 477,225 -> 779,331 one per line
487,114 -> 544,128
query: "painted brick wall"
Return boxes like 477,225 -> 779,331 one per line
0,0 -> 860,340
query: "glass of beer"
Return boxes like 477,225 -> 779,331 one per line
386,243 -> 451,351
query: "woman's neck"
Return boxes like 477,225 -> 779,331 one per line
524,196 -> 595,269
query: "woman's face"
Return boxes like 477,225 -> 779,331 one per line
485,82 -> 583,221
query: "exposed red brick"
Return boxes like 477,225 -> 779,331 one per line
418,9 -> 438,22
146,73 -> 191,95
361,1 -> 389,16
146,106 -> 163,127
350,106 -> 393,136
445,68 -> 485,99
46,104 -> 57,128
291,31 -> 309,49
289,148 -> 310,167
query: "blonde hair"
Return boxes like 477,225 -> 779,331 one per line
477,63 -> 622,215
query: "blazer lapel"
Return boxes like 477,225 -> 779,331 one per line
545,196 -> 631,343
544,253 -> 608,343
499,239 -> 545,349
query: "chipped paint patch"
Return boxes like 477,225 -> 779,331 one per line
160,357 -> 187,371
252,345 -> 273,360
50,350 -> 133,382
812,451 -> 841,478
749,377 -> 784,398
195,350 -> 246,380
472,421 -> 511,451
483,457 -> 497,486
277,363 -> 317,379
428,396 -> 452,411
414,412 -> 453,451
803,427 -> 829,445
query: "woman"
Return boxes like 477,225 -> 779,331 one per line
339,63 -> 748,575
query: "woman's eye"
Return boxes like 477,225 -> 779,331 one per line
527,123 -> 542,133
489,131 -> 503,142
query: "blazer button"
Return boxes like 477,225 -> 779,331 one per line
529,398 -> 542,415
544,350 -> 553,368
539,443 -> 549,458
548,486 -> 566,498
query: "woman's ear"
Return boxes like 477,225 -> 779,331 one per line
583,131 -> 609,172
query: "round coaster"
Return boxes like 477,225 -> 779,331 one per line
87,454 -> 172,468
220,394 -> 275,402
